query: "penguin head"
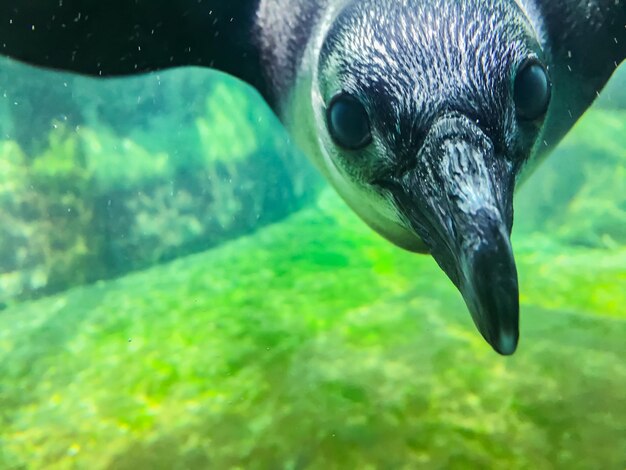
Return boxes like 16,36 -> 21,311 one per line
308,0 -> 551,355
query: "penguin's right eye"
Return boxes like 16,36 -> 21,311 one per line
326,93 -> 372,150
514,59 -> 551,121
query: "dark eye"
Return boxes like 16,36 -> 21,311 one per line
326,93 -> 372,150
514,59 -> 551,121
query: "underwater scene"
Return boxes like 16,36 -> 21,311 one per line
0,57 -> 624,469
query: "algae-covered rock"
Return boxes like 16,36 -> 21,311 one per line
0,132 -> 104,305
0,141 -> 41,303
196,82 -> 260,166
80,127 -> 171,193
0,63 -> 321,303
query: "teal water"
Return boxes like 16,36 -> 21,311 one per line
0,61 -> 624,469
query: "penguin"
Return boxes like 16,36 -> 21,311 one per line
1,0 -> 624,355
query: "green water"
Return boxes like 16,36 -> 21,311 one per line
0,64 -> 624,469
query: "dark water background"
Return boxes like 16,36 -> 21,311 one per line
0,58 -> 624,469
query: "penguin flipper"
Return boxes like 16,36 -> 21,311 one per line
537,0 -> 625,81
536,0 -> 626,68
0,0 -> 266,93
532,0 -> 625,149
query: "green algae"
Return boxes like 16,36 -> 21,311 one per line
0,187 -> 624,469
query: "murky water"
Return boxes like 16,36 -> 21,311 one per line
0,60 -> 624,469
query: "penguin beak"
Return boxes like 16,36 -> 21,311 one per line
391,114 -> 519,355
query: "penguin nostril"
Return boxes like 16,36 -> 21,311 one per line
393,157 -> 419,182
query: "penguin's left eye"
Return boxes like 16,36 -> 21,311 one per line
327,93 -> 372,150
514,59 -> 551,121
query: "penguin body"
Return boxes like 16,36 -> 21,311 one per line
1,0 -> 624,354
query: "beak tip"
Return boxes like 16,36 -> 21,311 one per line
463,223 -> 519,356
491,330 -> 519,356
